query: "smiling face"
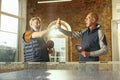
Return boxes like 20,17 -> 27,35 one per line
84,12 -> 98,29
85,13 -> 93,27
29,17 -> 41,31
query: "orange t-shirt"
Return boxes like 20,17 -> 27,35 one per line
23,30 -> 33,43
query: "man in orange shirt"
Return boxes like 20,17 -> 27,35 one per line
23,17 -> 53,62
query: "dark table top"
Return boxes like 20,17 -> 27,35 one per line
0,69 -> 120,80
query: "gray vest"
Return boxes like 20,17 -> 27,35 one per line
23,37 -> 49,62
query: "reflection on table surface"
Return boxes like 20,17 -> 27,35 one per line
0,62 -> 120,80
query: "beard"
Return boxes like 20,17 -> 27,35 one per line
32,25 -> 40,32
36,26 -> 40,31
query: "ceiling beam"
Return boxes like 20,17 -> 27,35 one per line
37,0 -> 72,3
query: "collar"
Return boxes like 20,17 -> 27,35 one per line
88,24 -> 101,33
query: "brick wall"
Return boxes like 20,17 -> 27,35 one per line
27,0 -> 112,61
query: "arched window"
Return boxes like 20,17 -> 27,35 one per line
47,20 -> 72,62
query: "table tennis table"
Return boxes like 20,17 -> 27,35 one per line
0,62 -> 120,80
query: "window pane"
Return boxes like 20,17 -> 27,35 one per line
50,38 -> 66,62
0,32 -> 17,48
1,0 -> 19,15
1,14 -> 18,33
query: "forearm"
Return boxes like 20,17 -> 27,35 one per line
90,45 -> 107,56
59,28 -> 72,37
59,28 -> 82,38
32,29 -> 49,38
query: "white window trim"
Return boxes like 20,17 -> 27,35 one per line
18,0 -> 27,62
111,20 -> 120,61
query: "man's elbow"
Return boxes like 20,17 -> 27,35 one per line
103,47 -> 108,55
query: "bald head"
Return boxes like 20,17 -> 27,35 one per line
88,12 -> 99,22
85,12 -> 99,29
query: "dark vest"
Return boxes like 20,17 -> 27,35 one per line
80,27 -> 100,61
23,37 -> 49,62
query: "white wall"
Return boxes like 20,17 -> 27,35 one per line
112,0 -> 120,61
112,0 -> 120,20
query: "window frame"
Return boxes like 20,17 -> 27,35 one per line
0,0 -> 27,61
